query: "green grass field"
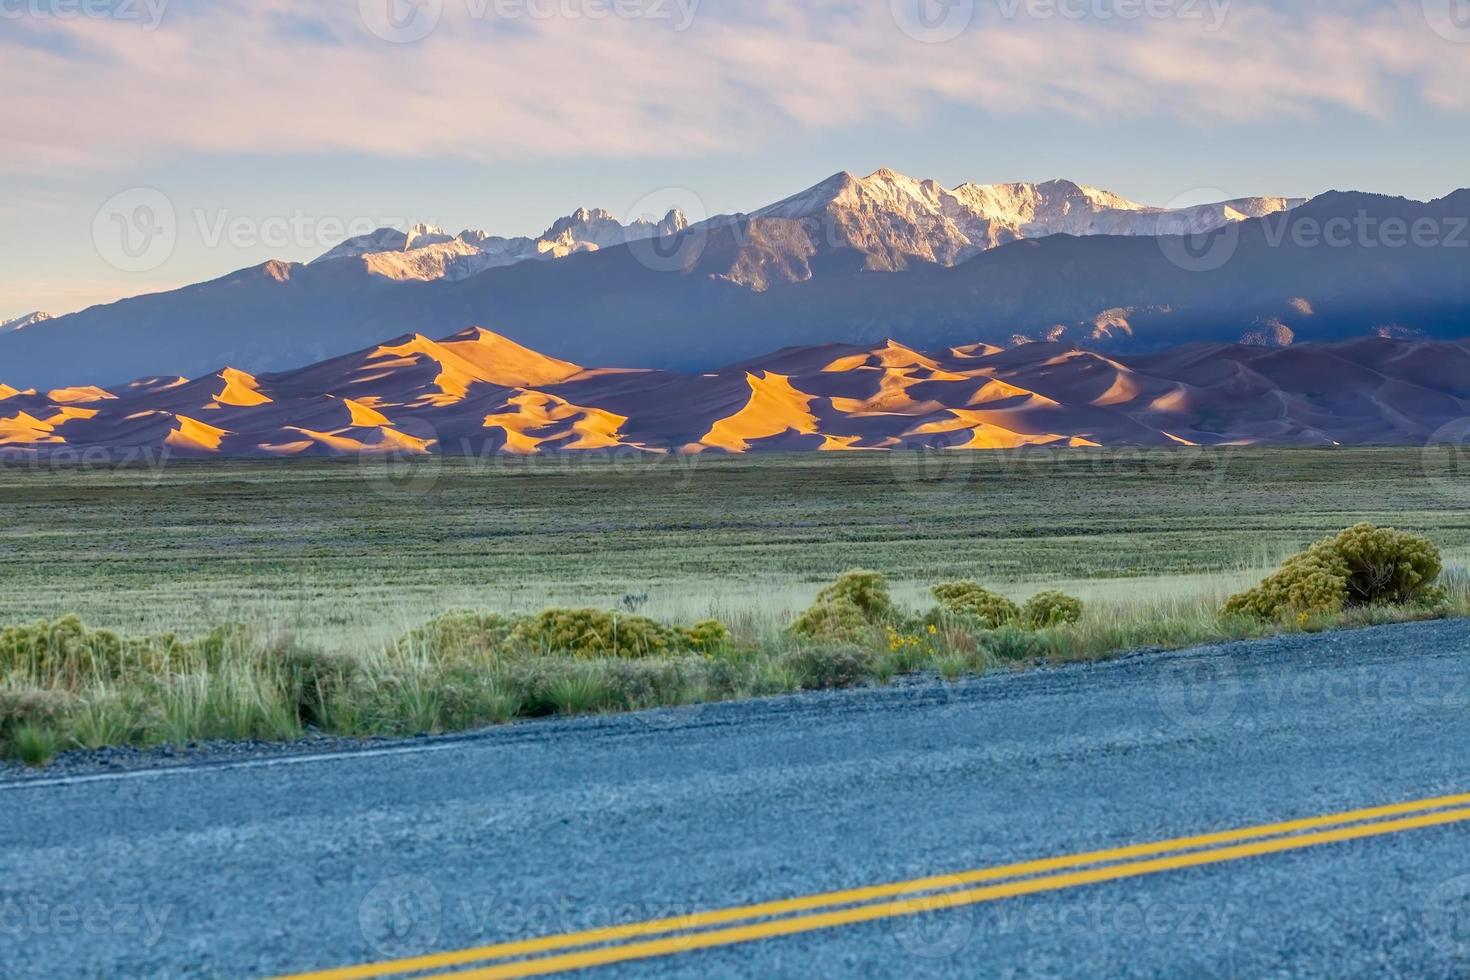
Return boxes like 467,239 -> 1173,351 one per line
2,447 -> 1466,764
1,447 -> 1465,644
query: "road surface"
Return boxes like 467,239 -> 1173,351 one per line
5,619 -> 1470,978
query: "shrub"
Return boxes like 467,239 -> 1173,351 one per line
1223,524 -> 1443,621
395,611 -> 518,661
0,616 -> 189,687
191,623 -> 256,670
1222,551 -> 1347,621
817,570 -> 895,620
270,642 -> 365,729
0,688 -> 73,736
789,597 -> 872,642
494,660 -> 612,716
1,688 -> 74,765
69,694 -> 136,750
509,608 -> 684,659
1022,591 -> 1084,629
9,724 -> 62,767
543,671 -> 610,715
790,571 -> 895,640
683,620 -> 733,655
931,582 -> 1020,629
781,646 -> 875,690
1331,523 -> 1442,607
434,670 -> 524,729
981,625 -> 1051,663
595,657 -> 710,711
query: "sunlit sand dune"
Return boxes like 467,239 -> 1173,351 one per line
701,373 -> 820,452
263,424 -> 435,456
165,415 -> 231,453
46,386 -> 114,405
481,391 -> 634,454
4,330 -> 1469,457
0,411 -> 69,445
212,368 -> 273,408
372,329 -> 582,406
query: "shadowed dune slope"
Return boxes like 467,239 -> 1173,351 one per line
3,328 -> 1470,457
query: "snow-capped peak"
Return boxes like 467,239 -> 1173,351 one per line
404,223 -> 453,251
744,168 -> 1302,274
0,311 -> 53,334
311,206 -> 694,283
306,168 -> 1302,286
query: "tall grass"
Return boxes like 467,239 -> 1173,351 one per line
3,565 -> 1467,768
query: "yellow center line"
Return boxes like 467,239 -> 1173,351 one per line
278,791 -> 1470,980
443,805 -> 1470,980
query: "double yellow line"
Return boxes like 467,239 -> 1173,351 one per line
283,791 -> 1470,980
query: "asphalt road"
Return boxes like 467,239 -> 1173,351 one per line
5,619 -> 1470,978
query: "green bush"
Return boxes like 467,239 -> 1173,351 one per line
931,582 -> 1020,629
981,625 -> 1051,663
0,688 -> 73,736
9,724 -> 62,767
819,570 -> 895,620
1223,524 -> 1443,621
191,623 -> 257,670
1331,523 -> 1442,606
789,597 -> 871,641
0,688 -> 74,764
595,657 -> 711,711
781,646 -> 876,690
0,616 -> 190,687
1022,591 -> 1084,629
509,608 -> 685,659
543,670 -> 611,715
683,619 -> 733,655
433,669 -> 524,729
395,611 -> 519,661
271,641 -> 364,729
790,570 -> 896,641
1222,550 -> 1347,621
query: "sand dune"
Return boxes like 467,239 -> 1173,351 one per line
212,369 -> 272,408
702,373 -> 820,452
3,329 -> 1469,457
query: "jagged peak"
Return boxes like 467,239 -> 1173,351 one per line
0,311 -> 52,334
259,260 -> 294,282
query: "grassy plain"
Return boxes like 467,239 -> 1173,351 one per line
2,447 -> 1467,764
1,447 -> 1466,640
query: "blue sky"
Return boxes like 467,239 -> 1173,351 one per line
2,0 -> 1467,317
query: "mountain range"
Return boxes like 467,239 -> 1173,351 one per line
307,171 -> 1301,288
312,207 -> 689,282
5,327 -> 1470,457
1,169 -> 1465,389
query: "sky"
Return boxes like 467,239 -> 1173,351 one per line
2,0 -> 1468,318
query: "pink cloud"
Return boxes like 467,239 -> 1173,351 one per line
0,0 -> 1465,174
